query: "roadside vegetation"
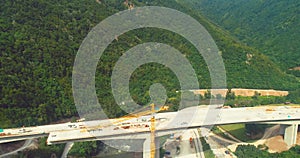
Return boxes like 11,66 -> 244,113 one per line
235,144 -> 300,158
223,88 -> 300,107
199,137 -> 215,158
17,138 -> 64,158
211,126 -> 236,141
219,124 -> 271,143
218,124 -> 249,142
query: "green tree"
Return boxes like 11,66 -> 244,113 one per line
287,89 -> 300,103
69,141 -> 99,157
204,90 -> 211,99
225,89 -> 235,100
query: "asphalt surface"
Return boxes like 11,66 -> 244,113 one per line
0,139 -> 33,158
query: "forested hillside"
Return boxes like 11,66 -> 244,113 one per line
0,0 -> 299,128
185,0 -> 300,70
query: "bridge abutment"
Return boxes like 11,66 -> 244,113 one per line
280,124 -> 298,147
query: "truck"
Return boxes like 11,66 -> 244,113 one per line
189,137 -> 194,148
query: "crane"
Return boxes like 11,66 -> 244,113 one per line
80,104 -> 167,158
114,103 -> 164,158
150,103 -> 156,158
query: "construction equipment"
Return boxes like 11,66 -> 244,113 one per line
189,137 -> 194,148
81,103 -> 166,158
150,103 -> 156,158
266,108 -> 275,111
105,105 -> 167,126
110,103 -> 160,158
83,104 -> 168,132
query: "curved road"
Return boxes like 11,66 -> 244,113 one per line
201,127 -> 237,158
217,127 -> 242,143
0,139 -> 33,158
61,142 -> 74,158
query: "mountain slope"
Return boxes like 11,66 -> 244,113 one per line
184,0 -> 300,70
0,0 -> 299,128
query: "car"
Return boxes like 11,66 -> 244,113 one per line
181,122 -> 188,125
225,150 -> 230,154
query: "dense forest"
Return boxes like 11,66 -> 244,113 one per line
1,0 -> 299,128
185,0 -> 300,70
0,0 -> 300,157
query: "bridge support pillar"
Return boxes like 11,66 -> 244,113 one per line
143,138 -> 160,158
282,124 -> 298,147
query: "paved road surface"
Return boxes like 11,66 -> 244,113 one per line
61,142 -> 74,158
0,139 -> 33,158
201,127 -> 236,158
164,129 -> 204,158
217,127 -> 242,143
193,129 -> 205,158
45,106 -> 300,145
176,129 -> 197,158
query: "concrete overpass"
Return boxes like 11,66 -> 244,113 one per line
1,105 -> 300,157
45,106 -> 300,146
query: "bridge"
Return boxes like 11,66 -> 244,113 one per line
1,105 -> 300,157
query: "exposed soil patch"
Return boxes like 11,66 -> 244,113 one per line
266,132 -> 300,153
290,66 -> 300,70
265,135 -> 288,153
193,88 -> 288,97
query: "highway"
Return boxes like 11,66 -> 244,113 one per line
176,129 -> 197,158
162,129 -> 203,158
61,142 -> 74,158
0,139 -> 33,158
1,105 -> 300,146
178,129 -> 205,158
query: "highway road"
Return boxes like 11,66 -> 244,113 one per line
61,142 -> 74,158
163,129 -> 203,158
1,105 -> 300,146
217,127 -> 242,143
201,127 -> 236,158
193,129 -> 205,158
0,139 -> 33,158
47,105 -> 300,145
176,129 -> 197,158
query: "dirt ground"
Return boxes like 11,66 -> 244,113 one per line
193,88 -> 288,97
265,135 -> 288,153
290,66 -> 300,70
265,132 -> 300,153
